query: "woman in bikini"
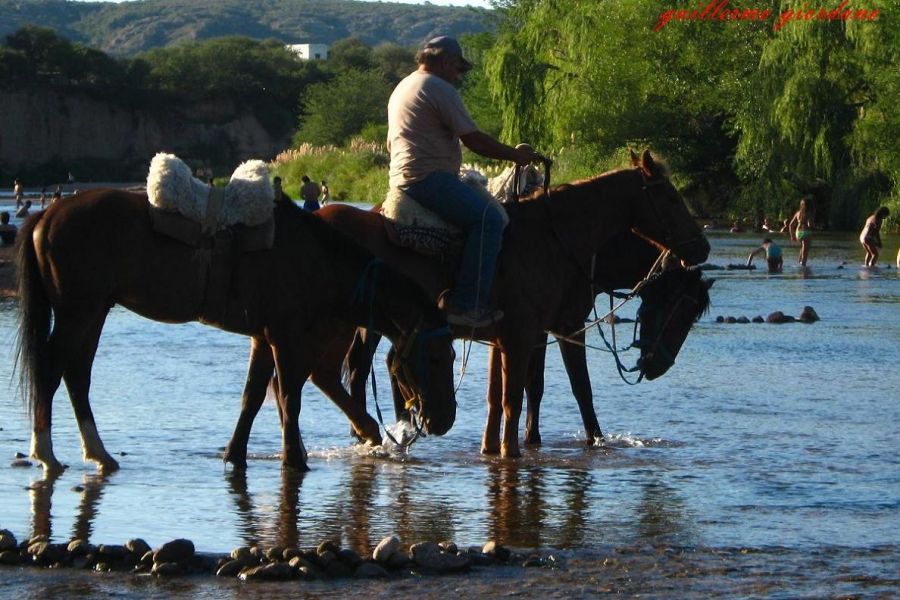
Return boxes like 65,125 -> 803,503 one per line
860,207 -> 889,267
789,197 -> 813,266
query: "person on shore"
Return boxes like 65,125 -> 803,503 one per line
51,186 -> 62,204
387,35 -> 542,328
859,206 -> 889,267
747,238 -> 783,273
0,212 -> 17,246
273,176 -> 291,204
730,220 -> 744,233
15,200 -> 32,219
13,178 -> 24,209
300,175 -> 320,211
789,197 -> 813,266
39,186 -> 48,209
320,180 -> 331,205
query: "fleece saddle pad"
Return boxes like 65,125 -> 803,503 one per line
146,153 -> 274,235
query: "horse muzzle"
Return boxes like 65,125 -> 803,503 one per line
673,237 -> 711,266
637,352 -> 674,381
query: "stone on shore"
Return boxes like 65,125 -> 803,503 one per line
153,538 -> 194,564
373,535 -> 401,563
410,541 -> 470,573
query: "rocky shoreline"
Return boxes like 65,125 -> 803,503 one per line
0,529 -> 556,582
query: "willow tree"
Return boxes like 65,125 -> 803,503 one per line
484,0 -> 761,215
732,0 -> 895,227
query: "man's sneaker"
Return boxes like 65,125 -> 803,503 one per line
445,306 -> 504,329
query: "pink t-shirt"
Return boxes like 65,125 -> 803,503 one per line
387,71 -> 478,188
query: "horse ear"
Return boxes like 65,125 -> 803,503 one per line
641,150 -> 656,175
629,149 -> 640,167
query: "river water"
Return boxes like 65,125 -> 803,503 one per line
0,230 -> 898,598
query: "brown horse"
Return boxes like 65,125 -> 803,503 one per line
222,150 -> 709,460
16,193 -> 457,474
356,231 -> 712,448
519,230 -> 712,446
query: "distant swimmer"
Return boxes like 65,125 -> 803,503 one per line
859,207 -> 888,267
747,238 -> 783,273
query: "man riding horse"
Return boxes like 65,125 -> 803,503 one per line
388,36 -> 543,329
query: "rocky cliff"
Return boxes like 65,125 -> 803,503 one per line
1,86 -> 292,181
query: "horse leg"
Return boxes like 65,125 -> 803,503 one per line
523,334 -> 548,446
386,345 -> 411,423
481,345 -> 503,455
31,312 -> 104,474
346,328 -> 384,438
61,308 -> 121,472
309,327 -> 382,445
271,339 -> 319,472
558,331 -> 603,442
224,337 -> 275,469
500,343 -> 530,459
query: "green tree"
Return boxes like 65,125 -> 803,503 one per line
295,69 -> 391,146
485,1 -> 759,213
733,0 -> 894,227
326,37 -> 374,73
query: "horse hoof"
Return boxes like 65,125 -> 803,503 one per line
523,434 -> 542,446
480,445 -> 500,455
42,460 -> 68,476
97,459 -> 120,474
282,462 -> 311,474
500,446 -> 522,459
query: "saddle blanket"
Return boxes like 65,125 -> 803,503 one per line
146,152 -> 273,234
380,174 -> 508,257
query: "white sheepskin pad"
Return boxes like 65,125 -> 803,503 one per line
146,153 -> 273,230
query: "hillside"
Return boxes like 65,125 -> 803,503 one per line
0,0 -> 494,55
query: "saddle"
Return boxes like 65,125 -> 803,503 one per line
146,152 -> 274,250
379,175 -> 508,261
145,152 -> 276,327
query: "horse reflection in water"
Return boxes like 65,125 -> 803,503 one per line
27,471 -> 109,544
16,194 -> 457,474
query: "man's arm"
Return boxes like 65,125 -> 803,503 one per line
460,131 -> 543,165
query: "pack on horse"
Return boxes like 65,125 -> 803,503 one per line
220,149 -> 710,460
15,157 -> 457,475
519,231 -> 713,446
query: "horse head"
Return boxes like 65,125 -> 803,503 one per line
627,149 -> 710,266
388,319 -> 457,436
635,268 -> 712,380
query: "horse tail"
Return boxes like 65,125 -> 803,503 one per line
14,212 -> 51,418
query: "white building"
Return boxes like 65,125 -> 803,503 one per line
287,43 -> 329,61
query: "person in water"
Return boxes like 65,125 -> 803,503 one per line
747,238 -> 783,273
788,197 -> 813,266
859,207 -> 889,267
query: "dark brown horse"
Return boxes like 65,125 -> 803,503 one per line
519,231 -> 712,446
222,150 -> 710,460
16,193 -> 457,474
357,231 -> 711,448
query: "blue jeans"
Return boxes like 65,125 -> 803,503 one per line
401,171 -> 506,311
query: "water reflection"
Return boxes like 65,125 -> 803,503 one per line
634,473 -> 696,546
226,469 -> 304,549
29,472 -> 110,543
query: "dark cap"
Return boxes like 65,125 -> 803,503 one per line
422,36 -> 472,71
